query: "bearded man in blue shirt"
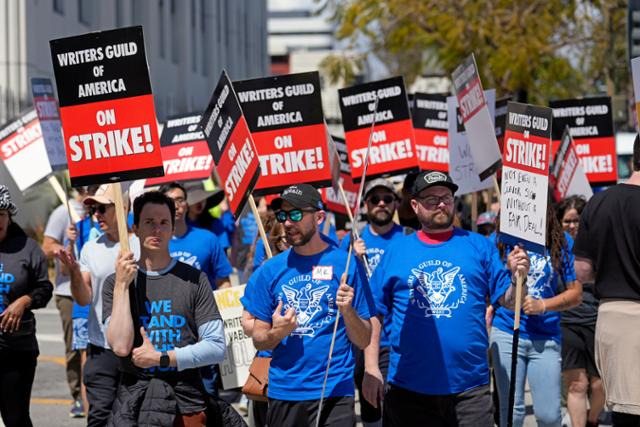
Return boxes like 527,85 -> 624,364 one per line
365,171 -> 530,427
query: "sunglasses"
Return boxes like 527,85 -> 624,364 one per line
367,194 -> 395,205
89,204 -> 113,215
416,195 -> 454,207
275,209 -> 315,223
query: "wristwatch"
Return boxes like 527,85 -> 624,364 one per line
160,351 -> 170,368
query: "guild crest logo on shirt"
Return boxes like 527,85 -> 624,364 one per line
526,253 -> 552,299
408,259 -> 467,318
171,251 -> 201,270
424,171 -> 447,184
281,279 -> 334,337
366,248 -> 384,272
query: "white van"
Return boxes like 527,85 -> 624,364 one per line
616,132 -> 636,181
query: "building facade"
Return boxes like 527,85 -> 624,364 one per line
0,0 -> 268,229
0,0 -> 269,124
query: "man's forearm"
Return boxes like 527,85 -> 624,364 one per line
364,315 -> 382,371
70,269 -> 92,306
241,310 -> 256,337
42,237 -> 63,258
343,308 -> 371,350
252,328 -> 285,351
107,281 -> 135,357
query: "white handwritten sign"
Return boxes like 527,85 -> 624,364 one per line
213,285 -> 256,389
499,102 -> 552,254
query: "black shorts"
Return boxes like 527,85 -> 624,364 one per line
267,396 -> 355,427
383,383 -> 494,427
354,346 -> 390,422
561,323 -> 599,377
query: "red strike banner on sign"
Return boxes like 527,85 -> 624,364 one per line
339,76 -> 418,182
60,96 -> 161,178
145,142 -> 213,185
146,113 -> 214,186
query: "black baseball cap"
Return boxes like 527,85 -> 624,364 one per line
270,184 -> 324,211
411,170 -> 459,196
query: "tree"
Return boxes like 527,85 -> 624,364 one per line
322,0 -> 628,104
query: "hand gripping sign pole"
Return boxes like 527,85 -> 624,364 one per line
507,270 -> 526,427
315,98 -> 379,427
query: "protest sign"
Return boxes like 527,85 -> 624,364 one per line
411,93 -> 448,171
447,90 -> 496,195
50,26 -> 163,187
199,70 -> 261,217
499,102 -> 552,254
550,96 -> 616,185
322,135 -> 358,215
495,96 -> 510,153
213,285 -> 256,390
339,76 -> 418,182
451,54 -> 502,180
0,109 -> 52,191
31,77 -> 67,170
549,126 -> 593,202
145,113 -> 214,185
233,71 -> 331,195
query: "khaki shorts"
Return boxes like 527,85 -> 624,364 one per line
595,300 -> 640,415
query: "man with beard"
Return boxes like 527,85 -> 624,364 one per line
363,171 -> 530,426
246,184 -> 375,426
339,178 -> 409,427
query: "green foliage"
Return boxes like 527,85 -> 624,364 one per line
324,0 -> 628,103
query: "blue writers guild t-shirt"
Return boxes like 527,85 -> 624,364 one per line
369,229 -> 512,395
169,225 -> 233,289
102,260 -> 221,413
248,245 -> 375,400
339,223 -> 408,348
491,232 -> 576,342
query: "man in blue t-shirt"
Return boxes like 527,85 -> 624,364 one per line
366,171 -> 530,426
339,178 -> 409,427
247,184 -> 375,427
161,182 -> 232,290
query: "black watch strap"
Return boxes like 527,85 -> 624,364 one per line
160,352 -> 170,368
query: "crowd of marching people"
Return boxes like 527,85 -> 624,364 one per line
0,137 -> 639,427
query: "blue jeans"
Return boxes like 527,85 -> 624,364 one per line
490,327 -> 562,427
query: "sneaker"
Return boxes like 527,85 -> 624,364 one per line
69,399 -> 85,418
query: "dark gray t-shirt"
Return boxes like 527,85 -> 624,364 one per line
102,260 -> 220,413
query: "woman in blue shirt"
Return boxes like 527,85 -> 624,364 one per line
490,200 -> 582,427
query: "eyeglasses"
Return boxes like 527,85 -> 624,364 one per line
89,204 -> 114,215
170,197 -> 187,206
367,194 -> 395,205
416,195 -> 454,207
275,209 -> 315,223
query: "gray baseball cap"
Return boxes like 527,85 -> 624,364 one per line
364,178 -> 398,200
